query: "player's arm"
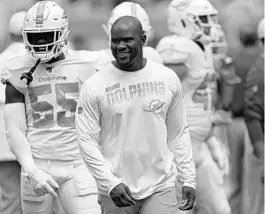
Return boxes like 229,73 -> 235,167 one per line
4,82 -> 37,173
205,125 -> 229,176
166,74 -> 195,210
75,80 -> 122,195
243,67 -> 264,160
215,57 -> 241,111
5,82 -> 59,197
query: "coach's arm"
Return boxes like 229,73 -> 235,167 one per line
166,74 -> 196,211
75,79 -> 122,195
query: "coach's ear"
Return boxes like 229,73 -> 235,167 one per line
140,34 -> 147,46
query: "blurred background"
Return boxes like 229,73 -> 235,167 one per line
0,0 -> 263,116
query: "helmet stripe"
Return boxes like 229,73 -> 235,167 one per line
36,0 -> 47,25
130,2 -> 137,18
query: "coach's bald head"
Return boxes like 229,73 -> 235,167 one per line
111,16 -> 144,37
110,16 -> 147,71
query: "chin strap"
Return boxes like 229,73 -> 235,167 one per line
20,58 -> 41,85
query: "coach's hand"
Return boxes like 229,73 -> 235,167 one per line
179,186 -> 195,211
110,183 -> 136,207
28,169 -> 59,197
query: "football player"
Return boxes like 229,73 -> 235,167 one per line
156,0 -> 234,213
1,1 -> 100,214
95,1 -> 163,72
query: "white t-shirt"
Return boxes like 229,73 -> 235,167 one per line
76,59 -> 195,199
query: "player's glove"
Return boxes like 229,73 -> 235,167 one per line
27,169 -> 59,197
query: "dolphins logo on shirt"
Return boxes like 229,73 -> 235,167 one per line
144,99 -> 165,114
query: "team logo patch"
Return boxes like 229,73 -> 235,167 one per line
78,106 -> 83,114
46,66 -> 53,73
143,99 -> 165,114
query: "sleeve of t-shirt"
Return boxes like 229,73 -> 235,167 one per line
75,78 -> 122,194
165,73 -> 196,189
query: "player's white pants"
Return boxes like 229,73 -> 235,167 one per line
0,161 -> 21,214
21,158 -> 101,214
176,143 -> 231,214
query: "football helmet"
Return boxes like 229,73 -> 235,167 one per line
22,1 -> 69,62
103,1 -> 152,44
168,0 -> 227,62
8,11 -> 26,36
167,0 -> 219,40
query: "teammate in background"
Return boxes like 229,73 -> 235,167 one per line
156,0 -> 234,213
95,1 -> 163,72
241,17 -> 264,214
0,11 -> 26,214
0,11 -> 27,66
76,16 -> 196,214
244,17 -> 264,184
1,1 -> 100,214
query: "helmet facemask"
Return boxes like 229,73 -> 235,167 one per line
22,26 -> 69,62
190,13 -> 222,45
209,25 -> 228,67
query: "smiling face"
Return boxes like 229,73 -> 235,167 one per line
110,16 -> 146,71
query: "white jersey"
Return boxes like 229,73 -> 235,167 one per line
1,49 -> 96,161
76,59 -> 195,199
156,35 -> 216,144
0,42 -> 26,161
95,46 -> 163,71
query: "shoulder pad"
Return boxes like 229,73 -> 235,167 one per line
62,49 -> 100,65
76,50 -> 100,62
1,54 -> 34,92
156,35 -> 191,64
143,46 -> 163,64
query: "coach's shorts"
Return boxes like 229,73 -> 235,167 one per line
21,158 -> 101,214
101,186 -> 178,214
0,161 -> 22,214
